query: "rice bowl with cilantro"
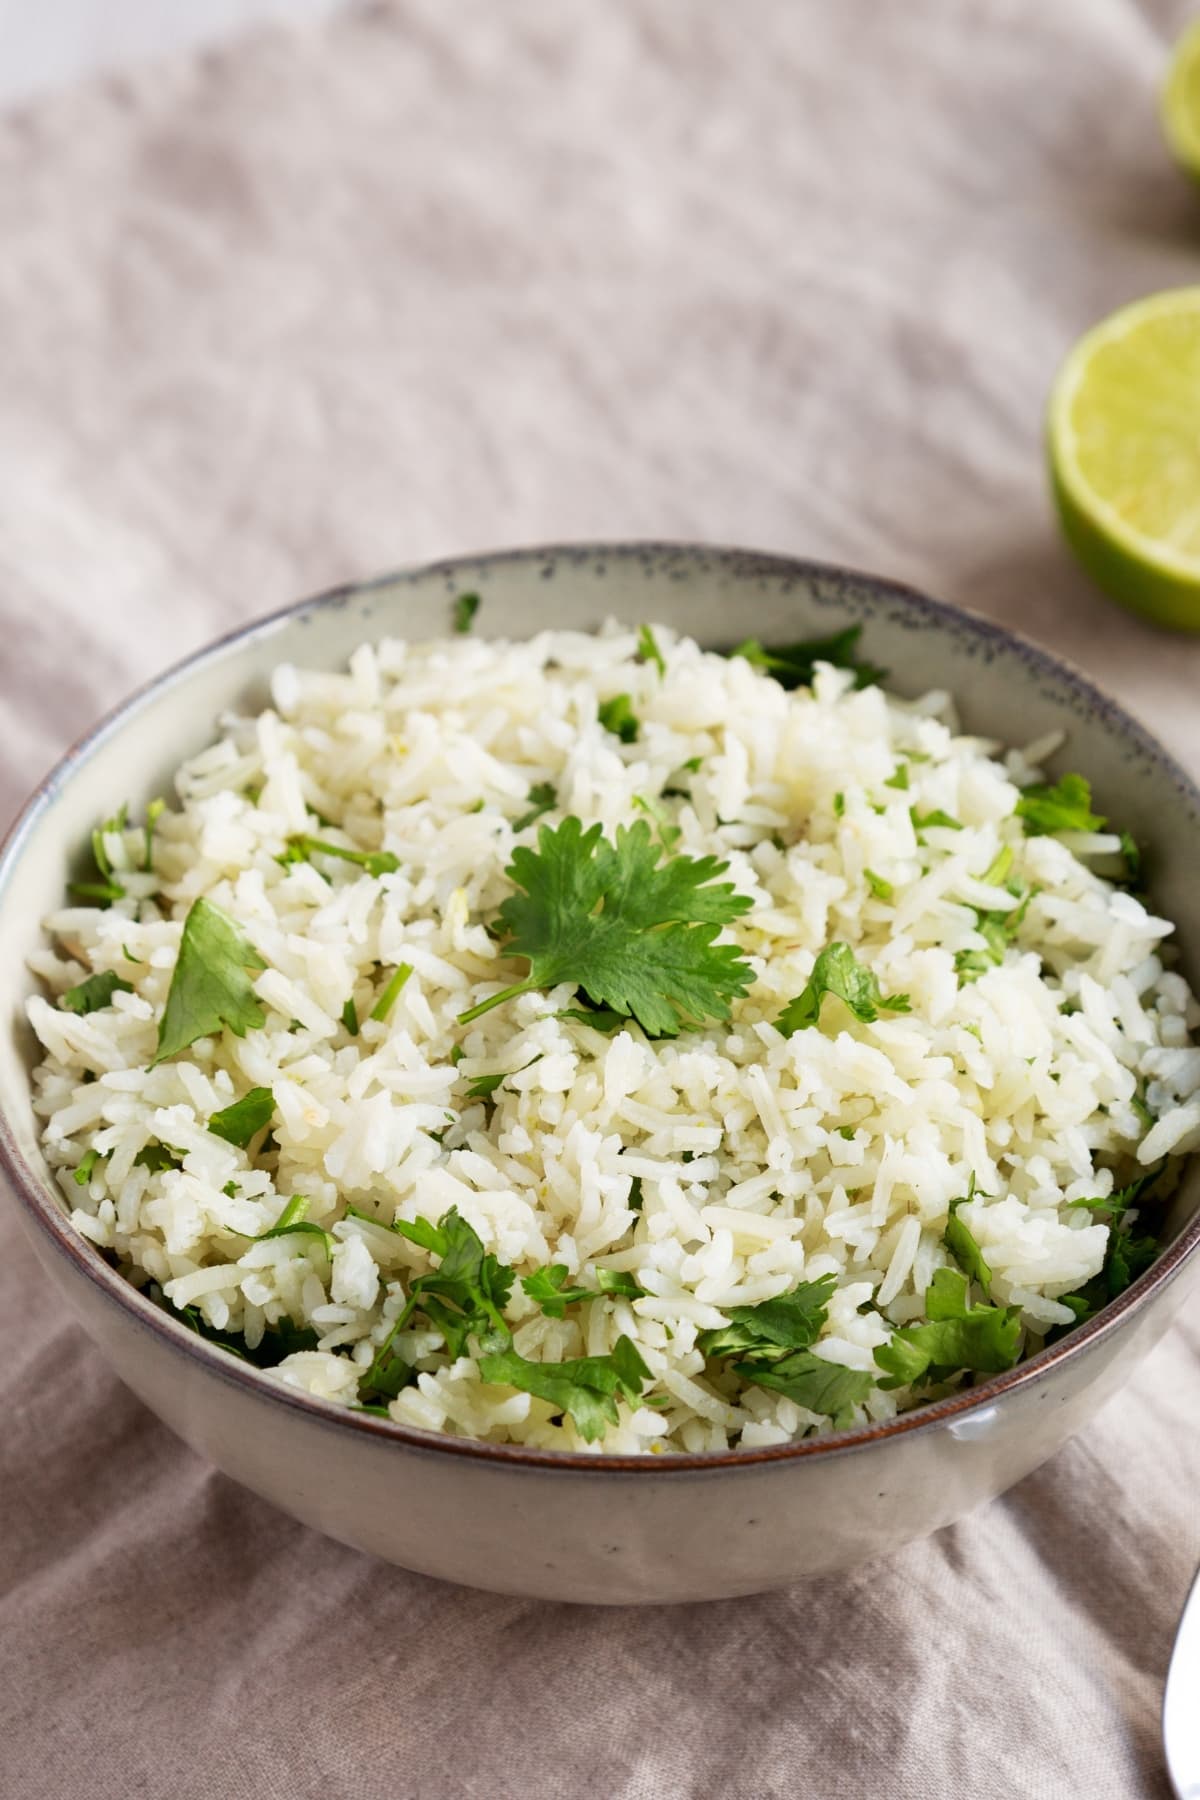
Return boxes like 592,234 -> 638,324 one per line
26,610 -> 1200,1455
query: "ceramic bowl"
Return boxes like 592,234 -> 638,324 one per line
2,544 -> 1199,1606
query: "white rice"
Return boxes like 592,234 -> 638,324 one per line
27,621 -> 1200,1454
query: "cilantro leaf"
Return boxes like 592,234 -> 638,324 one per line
1067,1165 -> 1163,1219
637,624 -> 666,677
1016,772 -> 1105,836
135,1142 -> 184,1174
453,592 -> 481,633
598,693 -> 639,743
513,782 -> 557,833
556,1004 -> 626,1033
874,1267 -> 1021,1388
864,869 -> 893,902
733,1351 -> 873,1427
955,885 -> 1037,983
151,899 -> 266,1067
943,1192 -> 992,1294
465,1071 -> 505,1101
479,1334 -> 652,1443
777,943 -> 910,1036
341,996 -> 359,1036
884,765 -> 909,791
522,1264 -> 645,1319
730,625 -> 886,692
283,835 -> 400,879
458,817 -> 755,1038
698,1274 -> 836,1360
60,971 -> 133,1015
207,1087 -> 275,1148
361,1207 -> 514,1397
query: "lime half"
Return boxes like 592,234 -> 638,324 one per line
1163,18 -> 1200,185
1047,288 -> 1200,631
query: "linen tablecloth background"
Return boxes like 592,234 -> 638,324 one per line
2,3 -> 1199,1794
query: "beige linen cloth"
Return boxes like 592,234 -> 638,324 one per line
2,3 -> 1199,1794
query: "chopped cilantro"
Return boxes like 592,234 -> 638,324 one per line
135,1142 -> 184,1174
943,1183 -> 992,1294
479,1335 -> 652,1443
513,782 -> 557,832
457,816 -> 755,1038
282,835 -> 400,879
370,963 -> 413,1024
69,805 -> 129,906
60,971 -> 133,1015
151,898 -> 266,1067
911,806 -> 962,837
663,756 -> 703,797
1016,772 -> 1105,836
341,996 -> 359,1036
637,624 -> 666,677
522,1264 -> 644,1318
207,1087 -> 274,1148
598,693 -> 639,743
980,846 -> 1014,888
556,1004 -> 627,1033
453,592 -> 481,634
698,1274 -> 837,1360
1132,1085 -> 1155,1132
628,1175 -> 644,1213
1067,1166 -> 1163,1219
733,1351 -> 873,1428
833,791 -> 845,818
884,765 -> 909,791
465,1071 -> 505,1101
361,1207 -> 514,1396
864,869 -> 893,902
777,943 -> 911,1036
730,625 -> 886,692
254,1194 -> 330,1249
221,1180 -> 239,1198
449,1044 -> 466,1065
874,1267 -> 1021,1388
73,1148 -> 101,1186
148,1282 -> 318,1364
955,885 -> 1037,982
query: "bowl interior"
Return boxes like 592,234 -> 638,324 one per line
3,544 -> 1199,1353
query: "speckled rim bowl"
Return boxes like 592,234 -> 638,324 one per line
2,542 -> 1198,1603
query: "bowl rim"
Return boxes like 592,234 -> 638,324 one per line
2,537 -> 1198,1476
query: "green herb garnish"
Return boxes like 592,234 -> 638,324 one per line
911,806 -> 962,837
370,963 -> 413,1023
597,693 -> 639,743
361,1207 -> 514,1397
135,1142 -> 184,1174
637,624 -> 666,677
479,1335 -> 652,1443
884,765 -> 909,791
522,1264 -> 644,1318
143,797 -> 166,871
207,1087 -> 274,1148
864,869 -> 893,902
341,996 -> 359,1036
457,817 -> 754,1038
454,592 -> 481,634
732,1352 -> 873,1428
282,835 -> 400,879
513,782 -> 557,832
150,897 -> 267,1067
1016,772 -> 1105,836
69,805 -> 129,905
632,792 -> 683,851
698,1274 -> 837,1360
777,943 -> 910,1036
730,625 -> 886,692
60,971 -> 133,1015
873,1267 -> 1021,1388
253,1194 -> 331,1248
943,1182 -> 992,1294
